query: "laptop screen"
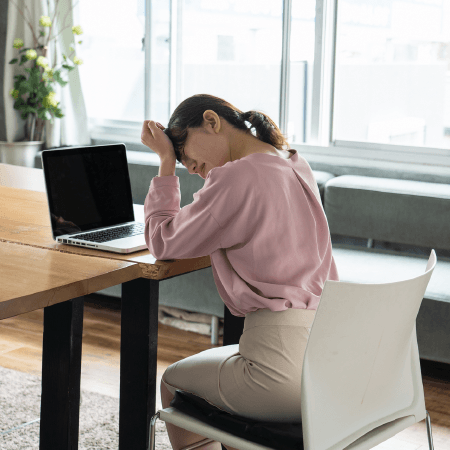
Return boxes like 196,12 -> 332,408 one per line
42,144 -> 135,238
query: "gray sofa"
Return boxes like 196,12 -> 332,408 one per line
35,151 -> 450,363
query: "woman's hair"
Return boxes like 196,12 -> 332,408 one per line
164,94 -> 289,163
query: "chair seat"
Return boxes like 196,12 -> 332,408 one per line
165,390 -> 303,450
162,391 -> 418,450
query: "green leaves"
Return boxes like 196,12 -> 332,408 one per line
17,104 -> 37,120
8,20 -> 81,124
23,67 -> 41,91
16,78 -> 31,94
37,81 -> 51,99
13,97 -> 25,110
13,74 -> 27,92
53,70 -> 68,87
18,54 -> 29,66
37,108 -> 52,121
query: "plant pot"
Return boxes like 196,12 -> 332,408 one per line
0,141 -> 44,168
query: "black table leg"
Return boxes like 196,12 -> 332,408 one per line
119,278 -> 159,450
223,305 -> 245,346
40,297 -> 84,450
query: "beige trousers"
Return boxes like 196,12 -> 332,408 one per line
162,307 -> 316,422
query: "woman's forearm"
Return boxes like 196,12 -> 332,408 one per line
158,157 -> 177,177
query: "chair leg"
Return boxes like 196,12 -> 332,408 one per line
211,316 -> 219,346
425,410 -> 434,450
149,412 -> 160,450
149,412 -> 217,450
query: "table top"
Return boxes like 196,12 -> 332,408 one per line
0,240 -> 140,319
0,163 -> 211,279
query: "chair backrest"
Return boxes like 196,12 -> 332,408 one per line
301,249 -> 437,450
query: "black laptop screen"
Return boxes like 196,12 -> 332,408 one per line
42,144 -> 135,237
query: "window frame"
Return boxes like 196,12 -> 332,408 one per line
88,0 -> 450,171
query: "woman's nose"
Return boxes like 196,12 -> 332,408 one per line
188,162 -> 199,175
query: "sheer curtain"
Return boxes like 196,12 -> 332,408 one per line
4,0 -> 90,148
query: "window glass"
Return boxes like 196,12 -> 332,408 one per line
150,0 -> 171,124
288,0 -> 316,144
334,0 -> 450,149
78,0 -> 145,122
176,0 -> 283,126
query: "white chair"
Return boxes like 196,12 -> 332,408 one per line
149,249 -> 437,450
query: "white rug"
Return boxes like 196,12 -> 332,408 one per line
0,366 -> 172,449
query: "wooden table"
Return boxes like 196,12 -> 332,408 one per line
0,162 -> 244,450
0,240 -> 140,447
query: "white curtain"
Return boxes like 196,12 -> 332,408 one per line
4,0 -> 90,148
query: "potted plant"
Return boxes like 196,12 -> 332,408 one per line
1,1 -> 84,167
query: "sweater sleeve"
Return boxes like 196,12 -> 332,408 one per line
144,162 -> 256,260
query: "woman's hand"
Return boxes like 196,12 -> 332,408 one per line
141,120 -> 176,161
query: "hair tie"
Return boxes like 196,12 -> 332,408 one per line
241,111 -> 254,129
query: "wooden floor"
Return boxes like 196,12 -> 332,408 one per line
0,297 -> 449,450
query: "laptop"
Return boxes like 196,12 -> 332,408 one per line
41,143 -> 148,254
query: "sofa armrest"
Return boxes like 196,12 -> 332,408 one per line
325,175 -> 450,251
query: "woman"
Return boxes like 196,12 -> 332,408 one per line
141,94 -> 339,450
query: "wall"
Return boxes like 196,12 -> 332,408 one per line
0,0 -> 8,141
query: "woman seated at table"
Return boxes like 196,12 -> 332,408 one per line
141,94 -> 339,450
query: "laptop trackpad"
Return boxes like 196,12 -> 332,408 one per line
105,234 -> 146,249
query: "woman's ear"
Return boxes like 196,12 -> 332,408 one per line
203,110 -> 221,133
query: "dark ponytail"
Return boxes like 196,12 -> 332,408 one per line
164,94 -> 289,164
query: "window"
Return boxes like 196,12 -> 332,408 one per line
171,0 -> 316,144
173,0 -> 284,128
78,0 -> 316,146
288,0 -> 316,144
79,0 -> 450,167
78,0 -> 146,122
334,0 -> 450,150
217,36 -> 235,62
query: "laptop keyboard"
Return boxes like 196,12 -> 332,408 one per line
71,223 -> 145,243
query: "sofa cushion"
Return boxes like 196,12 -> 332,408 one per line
312,170 -> 335,203
332,245 -> 449,303
169,390 -> 303,450
325,175 -> 450,250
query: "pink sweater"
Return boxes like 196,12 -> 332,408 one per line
144,149 -> 339,317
